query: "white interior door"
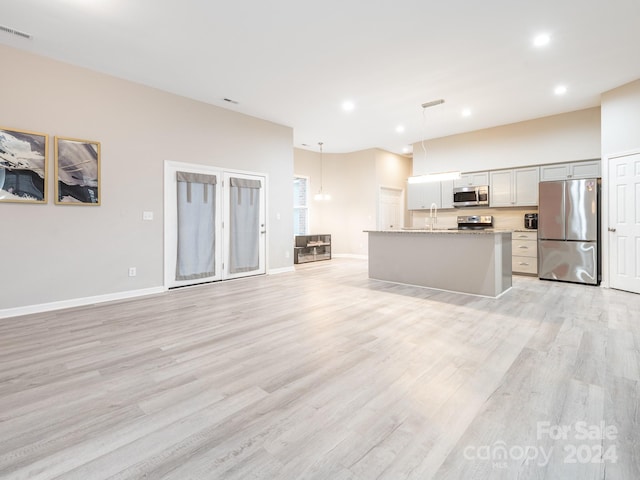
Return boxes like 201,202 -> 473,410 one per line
609,153 -> 640,294
223,172 -> 266,280
378,186 -> 404,229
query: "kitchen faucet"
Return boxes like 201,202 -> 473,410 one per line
429,203 -> 438,231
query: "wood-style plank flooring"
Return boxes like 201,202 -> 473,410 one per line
0,258 -> 638,479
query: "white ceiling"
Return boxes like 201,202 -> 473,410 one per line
2,0 -> 640,155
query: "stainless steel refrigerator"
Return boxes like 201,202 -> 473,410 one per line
538,178 -> 601,285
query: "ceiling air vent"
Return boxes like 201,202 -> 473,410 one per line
0,24 -> 32,40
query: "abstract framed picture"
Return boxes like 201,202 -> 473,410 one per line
54,136 -> 101,205
0,126 -> 48,203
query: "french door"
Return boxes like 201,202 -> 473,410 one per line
164,162 -> 266,288
223,171 -> 266,280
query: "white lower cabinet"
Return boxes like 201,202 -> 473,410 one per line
512,231 -> 537,275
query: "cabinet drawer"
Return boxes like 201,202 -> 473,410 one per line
512,240 -> 537,257
512,231 -> 537,241
512,256 -> 537,274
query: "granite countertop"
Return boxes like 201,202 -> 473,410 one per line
364,229 -> 512,235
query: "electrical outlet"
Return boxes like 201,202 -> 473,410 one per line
143,211 -> 153,221
128,267 -> 137,277
285,250 -> 290,259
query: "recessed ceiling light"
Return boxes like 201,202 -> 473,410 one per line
396,125 -> 405,133
533,33 -> 551,47
554,85 -> 567,95
402,146 -> 411,154
462,108 -> 472,117
342,101 -> 355,112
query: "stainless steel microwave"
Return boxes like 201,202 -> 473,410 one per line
453,185 -> 489,207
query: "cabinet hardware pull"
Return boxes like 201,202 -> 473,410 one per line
519,262 -> 529,266
608,227 -> 616,232
518,245 -> 528,249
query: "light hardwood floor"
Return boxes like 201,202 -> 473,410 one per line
0,258 -> 638,479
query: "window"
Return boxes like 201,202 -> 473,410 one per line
293,176 -> 309,235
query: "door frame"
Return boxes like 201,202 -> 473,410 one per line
377,185 -> 405,230
164,160 -> 269,289
602,148 -> 640,290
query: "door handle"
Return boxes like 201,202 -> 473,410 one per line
260,231 -> 266,234
608,227 -> 616,232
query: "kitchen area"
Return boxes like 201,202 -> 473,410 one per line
366,158 -> 602,296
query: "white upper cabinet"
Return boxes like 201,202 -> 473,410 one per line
514,167 -> 540,205
440,180 -> 454,209
489,166 -> 539,207
454,171 -> 489,187
489,170 -> 513,207
407,160 -> 598,211
407,181 -> 442,210
539,160 -> 601,181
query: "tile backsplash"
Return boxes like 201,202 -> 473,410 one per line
411,206 -> 538,230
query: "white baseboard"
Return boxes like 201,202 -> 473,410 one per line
0,287 -> 166,320
332,254 -> 368,260
268,266 -> 295,275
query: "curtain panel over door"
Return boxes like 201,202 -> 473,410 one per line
176,171 -> 217,281
229,177 -> 261,274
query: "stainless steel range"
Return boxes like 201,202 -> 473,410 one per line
455,215 -> 493,230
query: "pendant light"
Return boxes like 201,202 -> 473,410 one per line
408,99 -> 461,183
314,142 -> 331,201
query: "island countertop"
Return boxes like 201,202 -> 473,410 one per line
366,229 -> 512,297
364,228 -> 512,235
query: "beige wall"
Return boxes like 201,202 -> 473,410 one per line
1,45 -> 293,311
601,79 -> 640,155
294,148 -> 411,255
412,108 -> 601,174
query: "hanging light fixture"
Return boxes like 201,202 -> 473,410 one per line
314,142 -> 331,201
408,99 -> 461,183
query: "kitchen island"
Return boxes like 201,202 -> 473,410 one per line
365,229 -> 512,297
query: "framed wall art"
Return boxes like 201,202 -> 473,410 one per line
54,136 -> 101,205
0,126 -> 48,204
